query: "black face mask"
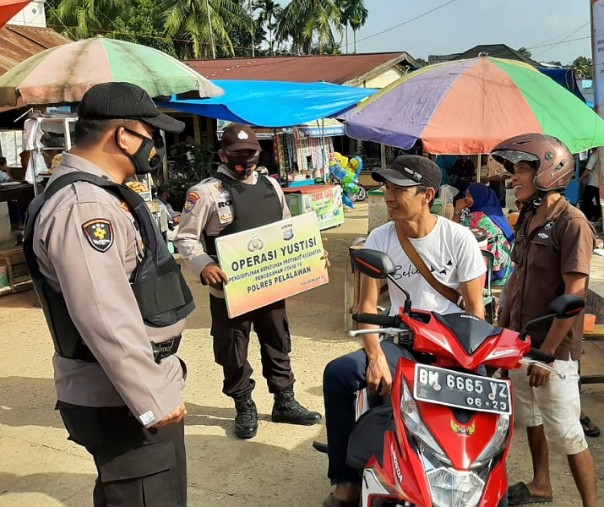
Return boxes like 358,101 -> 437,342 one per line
118,128 -> 166,175
225,153 -> 259,179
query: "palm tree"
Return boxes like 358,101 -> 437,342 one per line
47,0 -> 129,39
163,0 -> 251,59
348,0 -> 367,53
335,0 -> 349,53
254,0 -> 282,56
276,0 -> 341,54
335,0 -> 367,54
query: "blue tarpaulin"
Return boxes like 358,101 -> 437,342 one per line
539,67 -> 585,102
160,80 -> 376,128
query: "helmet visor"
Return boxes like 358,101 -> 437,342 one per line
490,150 -> 540,173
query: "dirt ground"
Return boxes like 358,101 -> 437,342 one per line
1,202 -> 603,506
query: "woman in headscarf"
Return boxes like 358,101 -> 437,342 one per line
454,182 -> 513,281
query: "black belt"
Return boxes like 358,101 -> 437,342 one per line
70,335 -> 182,363
151,335 -> 182,364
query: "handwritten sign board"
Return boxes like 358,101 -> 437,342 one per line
215,213 -> 329,318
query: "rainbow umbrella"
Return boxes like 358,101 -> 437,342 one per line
343,56 -> 604,154
0,37 -> 223,106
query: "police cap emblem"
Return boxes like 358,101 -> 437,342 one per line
82,219 -> 114,252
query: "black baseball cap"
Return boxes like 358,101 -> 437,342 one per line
372,155 -> 442,192
78,82 -> 185,133
220,123 -> 261,152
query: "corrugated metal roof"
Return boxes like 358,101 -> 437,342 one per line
0,24 -> 70,75
185,52 -> 418,85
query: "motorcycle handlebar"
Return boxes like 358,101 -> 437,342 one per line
353,313 -> 399,328
526,348 -> 555,364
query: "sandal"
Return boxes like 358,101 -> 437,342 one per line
508,482 -> 553,505
580,416 -> 601,437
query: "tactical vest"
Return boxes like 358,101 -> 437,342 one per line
203,172 -> 283,256
23,172 -> 195,362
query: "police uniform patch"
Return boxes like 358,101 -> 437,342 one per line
184,192 -> 200,213
82,219 -> 114,252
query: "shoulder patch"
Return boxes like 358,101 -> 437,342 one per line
184,192 -> 200,213
82,219 -> 114,252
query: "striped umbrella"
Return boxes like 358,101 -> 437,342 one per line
343,56 -> 604,154
0,37 -> 223,106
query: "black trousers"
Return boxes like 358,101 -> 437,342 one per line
58,404 -> 187,507
581,185 -> 601,221
210,295 -> 295,399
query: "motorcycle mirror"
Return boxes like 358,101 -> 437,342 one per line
350,248 -> 412,313
547,295 -> 585,319
350,249 -> 397,279
520,295 -> 585,340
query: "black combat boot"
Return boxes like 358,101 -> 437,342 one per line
271,388 -> 322,426
234,396 -> 258,439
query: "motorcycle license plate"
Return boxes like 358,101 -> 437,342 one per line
413,364 -> 512,415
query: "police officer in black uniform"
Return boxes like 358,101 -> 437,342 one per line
23,83 -> 195,506
175,123 -> 322,439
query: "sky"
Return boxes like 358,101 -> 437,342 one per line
282,0 -> 593,65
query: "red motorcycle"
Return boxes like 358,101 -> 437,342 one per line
343,248 -> 584,507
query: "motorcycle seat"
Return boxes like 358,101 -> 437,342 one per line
433,312 -> 502,354
346,404 -> 394,471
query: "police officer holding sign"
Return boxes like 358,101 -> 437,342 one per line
23,83 -> 195,507
175,123 -> 321,439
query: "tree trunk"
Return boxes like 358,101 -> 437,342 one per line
353,29 -> 357,54
345,25 -> 348,54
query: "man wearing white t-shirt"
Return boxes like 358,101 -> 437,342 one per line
321,155 -> 486,507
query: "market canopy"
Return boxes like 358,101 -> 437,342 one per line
342,56 -> 604,154
160,80 -> 376,128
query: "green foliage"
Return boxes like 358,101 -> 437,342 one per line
47,0 -> 130,39
336,0 -> 367,53
161,143 -> 215,203
516,46 -> 533,59
572,56 -> 592,79
163,0 -> 251,59
276,0 -> 342,54
254,0 -> 283,55
48,0 -> 368,57
48,0 -> 254,59
111,0 -> 177,55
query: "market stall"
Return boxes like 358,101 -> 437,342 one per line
163,80 -> 375,184
274,119 -> 344,182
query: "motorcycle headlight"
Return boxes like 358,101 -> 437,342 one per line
401,380 -> 450,465
474,414 -> 510,466
427,467 -> 485,507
